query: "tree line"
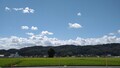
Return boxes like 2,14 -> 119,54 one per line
0,43 -> 120,57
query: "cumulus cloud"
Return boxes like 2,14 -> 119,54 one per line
21,26 -> 38,30
31,26 -> 38,30
5,7 -> 35,13
41,31 -> 53,36
0,35 -> 120,50
69,23 -> 82,28
1,28 -> 120,49
21,26 -> 29,30
5,7 -> 10,11
77,12 -> 81,16
23,7 -> 35,13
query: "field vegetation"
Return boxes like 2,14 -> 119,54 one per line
0,57 -> 120,67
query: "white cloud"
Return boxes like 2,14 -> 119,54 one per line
118,30 -> 120,33
77,12 -> 81,16
26,32 -> 34,36
23,7 -> 29,13
5,7 -> 10,11
29,9 -> 35,13
13,8 -> 23,11
0,34 -> 120,50
1,28 -> 120,49
21,26 -> 29,30
31,26 -> 38,30
23,7 -> 35,13
5,7 -> 35,13
109,33 -> 114,35
41,31 -> 53,36
69,23 -> 82,28
21,26 -> 38,30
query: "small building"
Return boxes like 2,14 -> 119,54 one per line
43,55 -> 47,58
0,54 -> 4,58
107,54 -> 112,57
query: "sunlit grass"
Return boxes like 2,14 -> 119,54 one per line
0,57 -> 120,67
0,58 -> 20,67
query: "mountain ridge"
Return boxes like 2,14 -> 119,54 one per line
0,43 -> 120,57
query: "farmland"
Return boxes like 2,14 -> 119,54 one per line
0,57 -> 120,67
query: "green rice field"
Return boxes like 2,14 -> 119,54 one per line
0,57 -> 120,67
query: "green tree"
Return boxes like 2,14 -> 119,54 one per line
47,48 -> 55,58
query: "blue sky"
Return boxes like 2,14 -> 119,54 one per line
0,0 -> 120,49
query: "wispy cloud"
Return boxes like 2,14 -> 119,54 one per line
5,7 -> 35,13
21,26 -> 29,30
118,30 -> 120,34
109,33 -> 114,35
13,8 -> 23,11
26,32 -> 34,36
69,23 -> 82,28
31,26 -> 38,30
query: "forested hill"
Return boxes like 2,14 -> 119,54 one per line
0,43 -> 120,57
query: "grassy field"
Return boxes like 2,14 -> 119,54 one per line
0,57 -> 120,67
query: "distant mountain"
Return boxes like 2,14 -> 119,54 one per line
0,43 -> 120,57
